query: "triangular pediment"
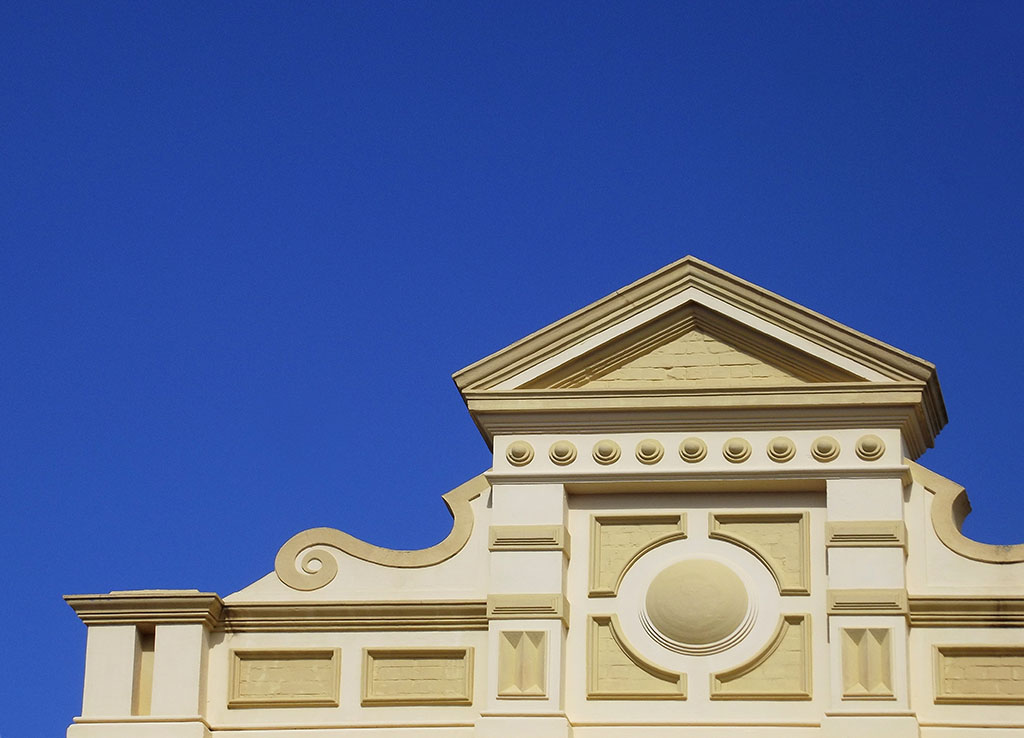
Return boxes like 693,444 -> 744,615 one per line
521,304 -> 860,390
453,256 -> 946,456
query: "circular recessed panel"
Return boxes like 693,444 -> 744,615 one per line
642,559 -> 755,655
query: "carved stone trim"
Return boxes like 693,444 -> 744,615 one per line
64,591 -> 223,628
489,525 -> 569,555
487,594 -> 569,626
709,512 -> 810,595
909,597 -> 1024,627
589,514 -> 686,597
362,648 -> 473,706
498,631 -> 547,699
827,589 -> 908,615
935,645 -> 1024,705
841,629 -> 895,700
274,474 -> 488,591
222,600 -> 488,632
229,649 -> 340,709
908,460 -> 1024,564
587,615 -> 686,700
711,614 -> 812,700
826,521 -> 907,549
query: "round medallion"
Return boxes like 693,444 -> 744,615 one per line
641,558 -> 755,655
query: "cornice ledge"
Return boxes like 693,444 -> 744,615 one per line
452,257 -> 944,394
221,600 -> 488,632
909,596 -> 1024,627
907,460 -> 1024,564
274,473 -> 489,592
64,590 -> 223,628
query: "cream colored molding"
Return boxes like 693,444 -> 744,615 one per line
635,438 -> 665,464
907,459 -> 1024,564
722,437 -> 752,463
711,614 -> 812,700
465,387 -> 939,459
274,474 -> 488,591
489,525 -> 569,555
825,521 -> 907,549
589,514 -> 687,597
908,596 -> 1024,627
453,257 -> 941,392
766,436 -> 796,463
497,631 -> 546,699
587,615 -> 686,700
592,439 -> 621,465
487,594 -> 569,626
827,589 -> 908,615
855,434 -> 886,461
549,440 -> 577,465
934,645 -> 1024,705
221,600 -> 488,632
709,512 -> 810,595
64,590 -> 223,628
228,649 -> 340,709
362,648 -> 473,706
811,435 -> 840,462
679,437 -> 707,463
841,628 -> 894,700
453,257 -> 946,458
506,441 -> 535,466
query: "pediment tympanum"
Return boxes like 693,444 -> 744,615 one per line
520,305 -> 860,390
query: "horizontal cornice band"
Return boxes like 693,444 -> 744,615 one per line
66,594 -> 488,632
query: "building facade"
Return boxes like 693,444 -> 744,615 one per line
66,258 -> 1024,737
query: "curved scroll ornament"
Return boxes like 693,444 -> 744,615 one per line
907,460 -> 1024,564
275,474 -> 490,591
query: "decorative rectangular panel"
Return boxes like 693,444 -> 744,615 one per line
935,646 -> 1024,704
363,648 -> 473,706
589,515 -> 686,597
711,615 -> 811,700
498,631 -> 546,698
587,615 -> 685,699
841,628 -> 894,699
709,512 -> 810,595
228,649 -> 340,708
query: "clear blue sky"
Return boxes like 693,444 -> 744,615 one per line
2,2 -> 1023,734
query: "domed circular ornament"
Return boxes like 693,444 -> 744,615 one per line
635,439 -> 664,464
855,434 -> 885,461
641,558 -> 756,655
811,435 -> 840,462
679,437 -> 707,463
593,440 -> 621,465
549,440 -> 577,465
766,436 -> 796,463
723,437 -> 752,463
506,441 -> 535,467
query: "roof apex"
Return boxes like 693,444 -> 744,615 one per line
452,257 -> 947,457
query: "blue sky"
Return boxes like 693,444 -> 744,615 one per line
2,2 -> 1023,734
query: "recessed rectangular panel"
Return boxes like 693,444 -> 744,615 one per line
228,649 -> 340,708
363,648 -> 473,706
